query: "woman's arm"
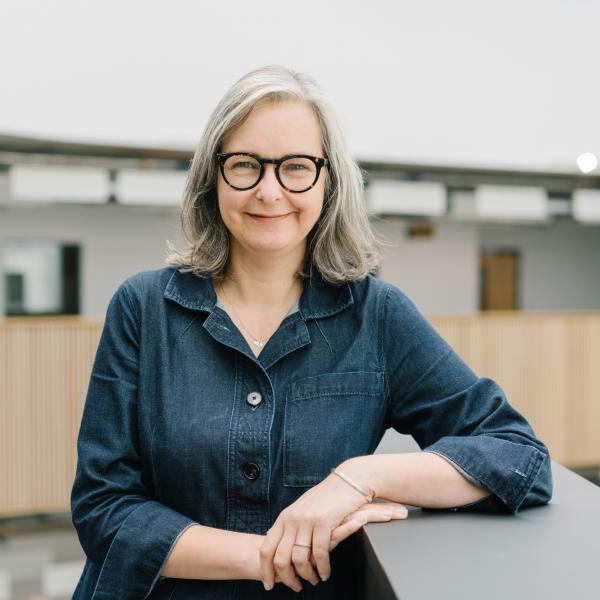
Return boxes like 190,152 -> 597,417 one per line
160,524 -> 263,580
339,451 -> 492,510
71,282 -> 197,599
163,503 -> 408,585
380,284 -> 553,514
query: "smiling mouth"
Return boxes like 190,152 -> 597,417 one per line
247,213 -> 292,221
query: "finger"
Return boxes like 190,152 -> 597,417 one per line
311,520 -> 332,582
260,522 -> 284,591
349,501 -> 408,521
330,504 -> 408,551
273,525 -> 303,593
366,502 -> 408,519
330,513 -> 369,550
291,525 -> 320,586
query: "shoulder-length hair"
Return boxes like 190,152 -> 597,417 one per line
165,65 -> 382,285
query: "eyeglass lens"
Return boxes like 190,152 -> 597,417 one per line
222,155 -> 318,191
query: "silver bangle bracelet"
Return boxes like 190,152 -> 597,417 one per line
331,467 -> 374,503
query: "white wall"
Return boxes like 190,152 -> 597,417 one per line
375,219 -> 600,314
0,204 -> 184,316
373,219 -> 479,315
479,221 -> 600,311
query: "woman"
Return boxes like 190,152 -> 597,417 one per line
71,65 -> 552,599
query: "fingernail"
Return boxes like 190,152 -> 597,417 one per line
263,582 -> 271,591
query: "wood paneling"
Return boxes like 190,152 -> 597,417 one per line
0,317 -> 101,517
431,312 -> 600,467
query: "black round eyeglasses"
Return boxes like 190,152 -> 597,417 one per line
215,152 -> 328,193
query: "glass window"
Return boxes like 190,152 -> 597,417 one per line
1,240 -> 80,316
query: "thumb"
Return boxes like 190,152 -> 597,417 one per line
330,502 -> 408,551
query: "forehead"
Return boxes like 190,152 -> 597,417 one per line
221,99 -> 323,155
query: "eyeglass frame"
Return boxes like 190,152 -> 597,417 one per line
215,152 -> 329,193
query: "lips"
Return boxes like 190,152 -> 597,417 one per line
247,212 -> 292,222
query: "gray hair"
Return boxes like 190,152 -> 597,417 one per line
165,64 -> 382,284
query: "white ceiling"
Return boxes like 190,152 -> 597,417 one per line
2,0 -> 599,172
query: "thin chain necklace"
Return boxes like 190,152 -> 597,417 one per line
218,279 -> 299,349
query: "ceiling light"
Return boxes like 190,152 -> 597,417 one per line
572,189 -> 600,223
366,180 -> 446,217
576,152 -> 598,174
474,185 -> 549,221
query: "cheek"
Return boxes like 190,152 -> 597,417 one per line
217,184 -> 245,220
310,200 -> 324,224
303,190 -> 325,224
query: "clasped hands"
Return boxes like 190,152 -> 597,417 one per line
258,460 -> 408,592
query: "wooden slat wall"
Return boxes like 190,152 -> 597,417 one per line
1,312 -> 599,517
0,317 -> 102,518
430,312 -> 600,467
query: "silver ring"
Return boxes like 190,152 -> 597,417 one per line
293,542 -> 312,549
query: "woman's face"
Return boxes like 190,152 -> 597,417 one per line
217,100 -> 326,264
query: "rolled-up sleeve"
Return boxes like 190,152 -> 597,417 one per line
382,284 -> 553,514
70,283 -> 197,599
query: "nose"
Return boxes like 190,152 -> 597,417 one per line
255,164 -> 283,202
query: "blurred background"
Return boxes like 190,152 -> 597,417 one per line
1,1 -> 599,598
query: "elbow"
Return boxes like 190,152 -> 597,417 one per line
70,475 -> 134,566
70,489 -> 113,566
518,450 -> 553,511
535,451 -> 554,504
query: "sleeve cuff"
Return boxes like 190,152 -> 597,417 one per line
92,501 -> 197,599
422,436 -> 547,514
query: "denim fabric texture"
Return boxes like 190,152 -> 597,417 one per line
70,265 -> 553,599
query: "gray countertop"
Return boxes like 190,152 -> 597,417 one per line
360,462 -> 600,599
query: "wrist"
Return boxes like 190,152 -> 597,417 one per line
240,533 -> 265,581
338,455 -> 379,499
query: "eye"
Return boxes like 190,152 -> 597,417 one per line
232,160 -> 259,170
283,162 -> 309,172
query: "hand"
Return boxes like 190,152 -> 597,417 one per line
259,469 -> 408,592
264,501 -> 407,591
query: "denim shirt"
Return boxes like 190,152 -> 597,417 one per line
70,265 -> 552,600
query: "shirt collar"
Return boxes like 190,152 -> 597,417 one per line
163,266 -> 354,320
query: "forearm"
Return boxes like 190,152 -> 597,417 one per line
341,451 -> 491,509
161,524 -> 264,580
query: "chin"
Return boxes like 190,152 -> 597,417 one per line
242,235 -> 305,255
249,242 -> 296,254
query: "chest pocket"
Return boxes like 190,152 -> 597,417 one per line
283,371 -> 386,487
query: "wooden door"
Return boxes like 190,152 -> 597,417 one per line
480,250 -> 519,311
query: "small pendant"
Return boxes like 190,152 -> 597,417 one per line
253,339 -> 264,348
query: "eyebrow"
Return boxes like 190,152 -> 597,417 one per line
222,150 -> 321,157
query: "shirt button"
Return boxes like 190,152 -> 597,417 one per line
246,391 -> 262,407
242,462 -> 260,480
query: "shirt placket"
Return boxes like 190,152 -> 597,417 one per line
201,308 -> 312,535
226,358 -> 274,534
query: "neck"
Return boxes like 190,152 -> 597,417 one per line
220,240 -> 306,309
